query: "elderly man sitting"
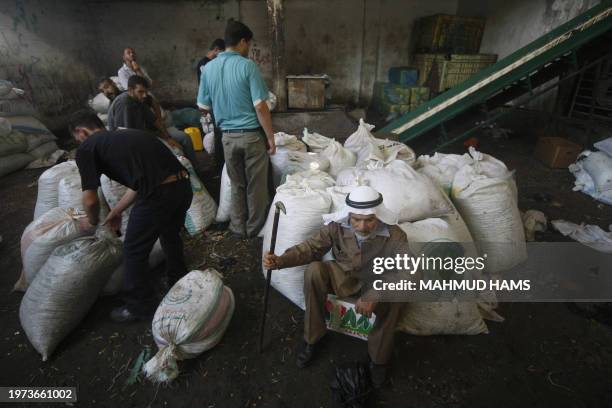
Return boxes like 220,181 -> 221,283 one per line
263,186 -> 407,387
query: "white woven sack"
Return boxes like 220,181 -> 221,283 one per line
451,148 -> 526,273
16,207 -> 89,292
336,160 -> 454,222
580,151 -> 612,192
302,128 -> 332,153
376,139 -> 416,166
320,140 -> 356,177
34,161 -> 78,219
261,172 -> 333,309
270,132 -> 308,187
343,119 -> 384,165
416,153 -> 473,195
19,230 -> 122,361
144,269 -> 234,383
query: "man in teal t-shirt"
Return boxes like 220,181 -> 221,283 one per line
197,20 -> 276,238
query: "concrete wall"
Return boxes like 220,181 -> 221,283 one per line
458,0 -> 600,58
284,0 -> 458,104
87,0 -> 240,105
0,0 -> 103,129
457,0 -> 601,112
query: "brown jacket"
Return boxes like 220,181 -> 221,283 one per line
278,222 -> 408,280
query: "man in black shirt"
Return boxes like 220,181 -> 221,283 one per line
70,110 -> 193,322
107,75 -> 196,163
196,38 -> 225,83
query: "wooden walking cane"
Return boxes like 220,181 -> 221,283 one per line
259,201 -> 286,353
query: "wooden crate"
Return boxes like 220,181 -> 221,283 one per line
414,53 -> 497,93
287,76 -> 326,109
415,14 -> 486,54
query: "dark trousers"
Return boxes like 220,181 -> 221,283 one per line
122,179 -> 193,315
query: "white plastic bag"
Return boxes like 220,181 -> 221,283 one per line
579,151 -> 612,192
143,269 -> 234,383
451,147 -> 526,273
261,172 -> 334,309
302,128 -> 332,153
89,92 -> 111,114
283,151 -> 330,176
343,119 -> 384,165
336,160 -> 454,222
215,164 -> 232,223
178,156 -> 217,235
16,207 -> 90,292
203,131 -> 215,155
320,140 -> 356,177
20,230 -> 122,361
34,161 -> 78,219
552,220 -> 612,253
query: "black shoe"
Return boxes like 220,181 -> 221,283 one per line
296,341 -> 319,368
369,361 -> 388,389
110,305 -> 147,323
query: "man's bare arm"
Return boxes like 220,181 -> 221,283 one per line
82,189 -> 100,226
254,101 -> 276,155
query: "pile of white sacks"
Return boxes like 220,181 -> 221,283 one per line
17,146 -> 218,360
255,118 -> 526,335
569,137 -> 612,205
0,79 -> 64,178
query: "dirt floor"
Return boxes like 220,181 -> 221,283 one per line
1,112 -> 612,408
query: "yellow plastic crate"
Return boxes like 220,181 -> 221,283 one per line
414,53 -> 497,93
414,14 -> 485,54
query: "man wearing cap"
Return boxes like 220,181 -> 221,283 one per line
263,186 -> 407,387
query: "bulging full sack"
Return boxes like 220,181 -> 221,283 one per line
261,171 -> 334,309
16,207 -> 90,292
270,132 -> 308,187
416,152 -> 473,195
343,119 -> 384,165
178,156 -> 217,235
336,160 -> 453,222
451,147 -> 526,273
143,269 -> 235,383
397,212 -> 501,335
100,175 -> 131,235
58,172 -> 85,210
20,230 -> 122,361
320,140 -> 356,177
34,161 -> 78,220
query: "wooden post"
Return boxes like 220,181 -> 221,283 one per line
267,0 -> 287,112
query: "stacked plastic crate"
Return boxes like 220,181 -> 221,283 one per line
372,14 -> 498,116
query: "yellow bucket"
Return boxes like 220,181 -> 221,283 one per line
184,127 -> 203,152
